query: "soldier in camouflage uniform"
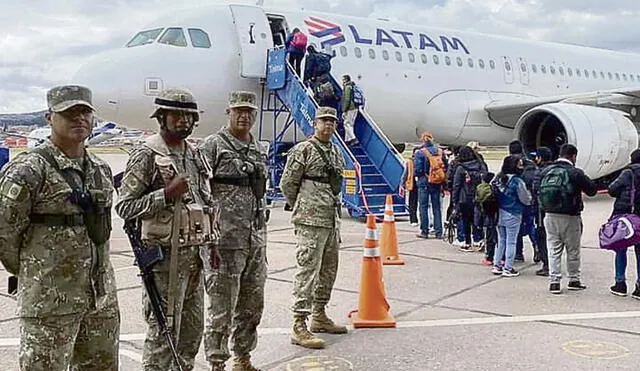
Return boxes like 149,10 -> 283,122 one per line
0,85 -> 120,370
115,88 -> 220,371
199,91 -> 267,371
280,106 -> 347,349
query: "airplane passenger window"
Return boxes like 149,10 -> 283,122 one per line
478,59 -> 485,69
433,55 -> 440,64
597,71 -> 602,79
576,69 -> 581,77
158,28 -> 188,47
504,61 -> 511,71
531,64 -> 537,73
395,51 -> 402,62
559,66 -> 564,75
489,60 -> 495,69
456,57 -> 463,67
188,28 -> 211,48
340,46 -> 348,57
567,68 -> 572,77
550,66 -> 556,74
631,74 -> 635,81
368,49 -> 376,59
408,53 -> 415,63
355,47 -> 362,58
382,50 -> 389,60
584,69 -> 589,78
126,28 -> 164,47
445,56 -> 451,66
421,54 -> 428,64
520,63 -> 526,72
468,58 -> 474,68
623,73 -> 628,81
541,65 -> 546,73
608,72 -> 613,80
615,72 -> 620,80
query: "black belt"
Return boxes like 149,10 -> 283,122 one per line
31,213 -> 84,227
211,177 -> 251,187
302,175 -> 330,184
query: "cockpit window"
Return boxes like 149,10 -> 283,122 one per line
188,28 -> 211,48
126,28 -> 164,47
158,28 -> 188,47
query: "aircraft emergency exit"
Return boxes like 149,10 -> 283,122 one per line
72,3 -> 640,180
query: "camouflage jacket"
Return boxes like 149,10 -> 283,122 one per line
115,134 -> 215,247
198,127 -> 266,250
280,137 -> 345,228
0,141 -> 118,317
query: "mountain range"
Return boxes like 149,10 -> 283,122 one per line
0,111 -> 47,127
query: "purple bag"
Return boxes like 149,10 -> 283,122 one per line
599,171 -> 640,251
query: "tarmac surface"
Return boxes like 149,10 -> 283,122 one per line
1,154 -> 640,370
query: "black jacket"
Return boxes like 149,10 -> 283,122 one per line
453,159 -> 484,206
608,164 -> 640,215
540,159 -> 597,215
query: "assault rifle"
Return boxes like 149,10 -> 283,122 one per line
123,219 -> 183,371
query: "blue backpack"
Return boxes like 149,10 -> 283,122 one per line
352,84 -> 365,107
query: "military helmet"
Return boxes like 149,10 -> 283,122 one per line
150,88 -> 200,121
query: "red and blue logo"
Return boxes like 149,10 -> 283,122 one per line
305,16 -> 345,48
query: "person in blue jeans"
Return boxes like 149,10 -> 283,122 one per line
607,149 -> 640,298
492,155 -> 532,277
414,131 -> 447,239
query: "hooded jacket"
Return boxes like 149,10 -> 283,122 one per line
608,163 -> 640,215
452,158 -> 483,205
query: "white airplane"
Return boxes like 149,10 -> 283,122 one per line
72,3 -> 640,181
25,122 -> 123,148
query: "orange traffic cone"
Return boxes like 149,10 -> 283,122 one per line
380,194 -> 405,265
350,214 -> 396,328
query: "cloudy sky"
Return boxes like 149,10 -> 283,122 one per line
1,0 -> 639,113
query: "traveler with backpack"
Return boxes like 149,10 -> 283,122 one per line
341,75 -> 364,145
304,45 -> 334,86
606,149 -> 640,299
508,140 -> 538,262
407,147 -> 420,226
491,155 -> 532,277
452,146 -> 485,251
539,144 -> 597,294
531,146 -> 554,276
468,141 -> 488,249
285,28 -> 307,77
476,172 -> 498,265
414,131 -> 447,239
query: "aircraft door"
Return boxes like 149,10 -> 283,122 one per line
229,5 -> 275,78
502,56 -> 514,84
518,57 -> 529,85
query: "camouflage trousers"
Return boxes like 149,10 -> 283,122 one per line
291,224 -> 339,316
19,302 -> 120,371
142,245 -> 204,371
203,239 -> 267,364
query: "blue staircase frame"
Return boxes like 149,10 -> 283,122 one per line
261,48 -> 407,218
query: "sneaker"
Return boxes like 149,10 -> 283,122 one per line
416,232 -> 428,239
428,228 -> 436,235
473,241 -> 485,252
549,282 -> 561,294
410,222 -> 419,227
481,258 -> 493,266
568,281 -> 588,291
609,282 -> 627,297
452,240 -> 466,248
632,284 -> 640,300
502,268 -> 520,277
535,268 -> 549,277
491,266 -> 503,275
459,245 -> 473,252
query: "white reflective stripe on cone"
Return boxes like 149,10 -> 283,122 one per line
365,228 -> 378,241
363,247 -> 381,257
385,203 -> 393,212
383,213 -> 394,222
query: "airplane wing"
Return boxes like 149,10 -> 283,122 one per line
485,86 -> 640,129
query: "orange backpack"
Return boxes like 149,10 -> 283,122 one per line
421,148 -> 446,184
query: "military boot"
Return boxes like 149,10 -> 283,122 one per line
310,309 -> 348,334
211,362 -> 226,371
232,354 -> 261,371
291,316 -> 325,349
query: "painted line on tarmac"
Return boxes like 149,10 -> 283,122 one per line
2,310 -> 640,348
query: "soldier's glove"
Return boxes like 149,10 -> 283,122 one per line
209,245 -> 221,270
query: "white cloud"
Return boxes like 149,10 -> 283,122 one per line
1,0 -> 639,113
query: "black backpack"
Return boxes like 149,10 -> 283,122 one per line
460,168 -> 483,204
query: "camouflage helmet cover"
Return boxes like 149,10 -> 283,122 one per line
228,91 -> 258,110
315,106 -> 338,121
150,87 -> 200,121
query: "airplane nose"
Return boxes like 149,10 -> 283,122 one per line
73,53 -> 121,123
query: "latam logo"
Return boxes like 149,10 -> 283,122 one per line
305,16 -> 470,55
305,17 -> 346,48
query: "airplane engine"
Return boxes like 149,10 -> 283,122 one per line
514,103 -> 639,179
